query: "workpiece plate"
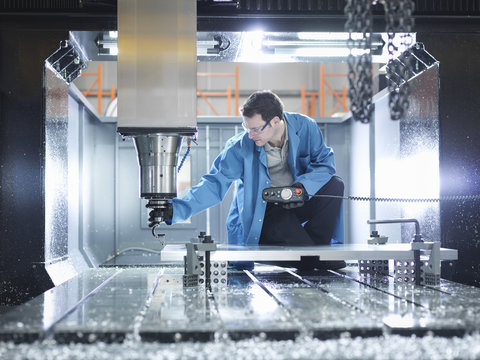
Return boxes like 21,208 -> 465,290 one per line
160,243 -> 458,262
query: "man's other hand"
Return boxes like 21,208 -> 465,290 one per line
282,183 -> 308,209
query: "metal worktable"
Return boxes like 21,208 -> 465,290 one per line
1,245 -> 479,359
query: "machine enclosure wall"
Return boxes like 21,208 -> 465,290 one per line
0,30 -> 68,304
418,33 -> 480,286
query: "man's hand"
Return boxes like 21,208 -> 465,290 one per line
162,203 -> 173,225
283,183 -> 308,209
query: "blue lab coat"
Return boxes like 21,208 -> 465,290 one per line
171,112 -> 344,245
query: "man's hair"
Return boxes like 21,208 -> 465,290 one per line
240,90 -> 284,122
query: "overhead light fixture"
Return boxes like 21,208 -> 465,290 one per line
236,31 -> 385,63
277,47 -> 369,57
297,32 -> 364,41
95,31 -> 415,63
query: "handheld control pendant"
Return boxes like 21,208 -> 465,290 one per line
262,186 -> 306,205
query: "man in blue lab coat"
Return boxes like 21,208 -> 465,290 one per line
170,90 -> 344,269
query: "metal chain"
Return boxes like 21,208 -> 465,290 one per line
384,0 -> 415,120
345,0 -> 415,122
310,194 -> 480,202
345,0 -> 373,124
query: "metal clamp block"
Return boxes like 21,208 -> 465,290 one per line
418,241 -> 441,286
394,241 -> 441,286
183,238 -> 218,288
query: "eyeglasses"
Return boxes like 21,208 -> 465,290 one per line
242,118 -> 272,135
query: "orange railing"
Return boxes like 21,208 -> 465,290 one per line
81,64 -> 346,118
301,64 -> 348,118
196,65 -> 239,116
81,64 -> 116,115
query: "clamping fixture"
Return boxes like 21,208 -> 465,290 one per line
366,218 -> 442,286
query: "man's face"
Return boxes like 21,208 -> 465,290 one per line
242,113 -> 274,147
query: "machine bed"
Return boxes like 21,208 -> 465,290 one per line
0,244 -> 478,359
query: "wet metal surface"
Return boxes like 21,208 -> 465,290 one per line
337,268 -> 480,336
0,268 -> 120,343
1,264 -> 479,349
140,268 -> 221,342
216,271 -> 299,340
250,270 -> 383,339
53,268 -> 161,343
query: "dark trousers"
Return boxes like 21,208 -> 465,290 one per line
259,176 -> 344,246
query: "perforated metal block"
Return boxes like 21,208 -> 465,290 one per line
199,260 -> 228,287
394,259 -> 441,286
358,260 -> 389,276
394,260 -> 417,284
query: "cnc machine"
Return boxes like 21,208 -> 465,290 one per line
1,1 -> 480,358
116,0 -> 197,237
